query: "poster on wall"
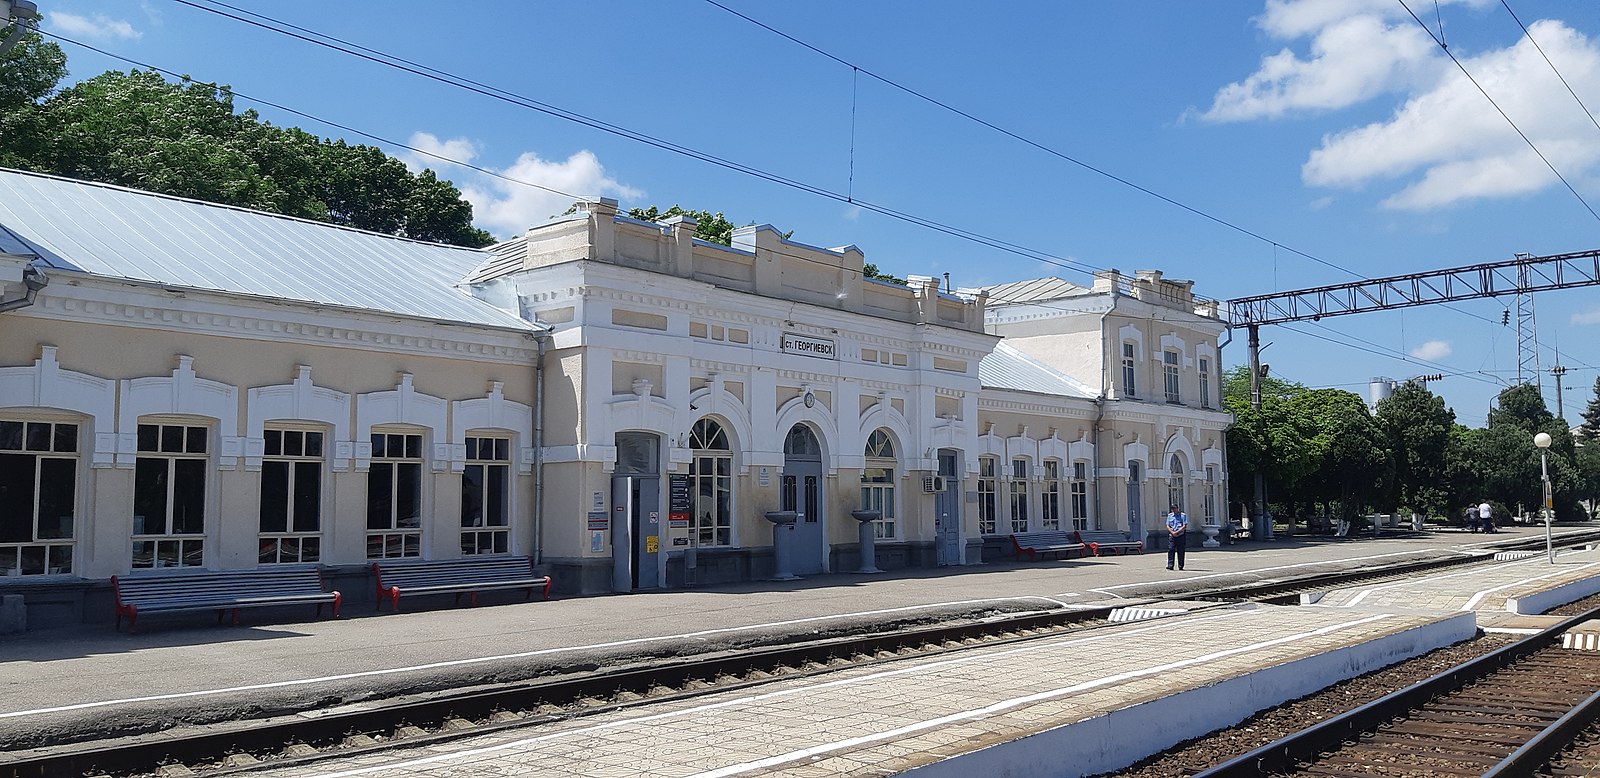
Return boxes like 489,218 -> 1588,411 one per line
669,474 -> 691,528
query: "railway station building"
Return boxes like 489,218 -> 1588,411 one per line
0,169 -> 1229,625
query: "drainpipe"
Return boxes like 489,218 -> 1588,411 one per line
530,323 -> 552,566
1092,392 -> 1106,530
0,266 -> 46,312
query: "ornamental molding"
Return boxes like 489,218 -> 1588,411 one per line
31,289 -> 536,364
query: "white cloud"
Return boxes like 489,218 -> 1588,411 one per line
842,204 -> 863,221
1573,309 -> 1600,325
49,11 -> 142,40
1204,2 -> 1600,209
1309,195 -> 1334,210
398,132 -> 642,239
1409,339 -> 1453,360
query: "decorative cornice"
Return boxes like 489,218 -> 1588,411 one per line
31,290 -> 537,363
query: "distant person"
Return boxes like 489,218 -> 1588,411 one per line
1478,501 -> 1494,534
1465,505 -> 1479,533
1166,504 -> 1189,571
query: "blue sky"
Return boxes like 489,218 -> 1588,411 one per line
28,0 -> 1600,428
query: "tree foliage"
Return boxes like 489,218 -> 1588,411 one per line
627,205 -> 740,246
0,36 -> 491,247
1374,381 -> 1455,516
1578,376 -> 1600,441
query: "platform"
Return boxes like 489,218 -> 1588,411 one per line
1305,544 -> 1600,614
251,604 -> 1475,778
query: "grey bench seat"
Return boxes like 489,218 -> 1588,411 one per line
1009,531 -> 1087,561
112,568 -> 340,632
1075,530 -> 1144,556
371,556 -> 551,612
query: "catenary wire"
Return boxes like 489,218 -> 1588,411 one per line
35,21 -> 1544,388
1499,0 -> 1600,138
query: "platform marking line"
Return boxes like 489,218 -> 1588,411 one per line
296,610 -> 1393,778
0,596 -> 1074,720
1094,549 -> 1449,591
1459,560 -> 1600,611
1339,566 -> 1488,608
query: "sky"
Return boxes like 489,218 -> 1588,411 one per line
24,0 -> 1600,428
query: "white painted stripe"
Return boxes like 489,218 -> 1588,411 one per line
0,595 -> 1072,720
296,611 -> 1392,778
1460,562 -> 1600,612
1094,549 -> 1457,591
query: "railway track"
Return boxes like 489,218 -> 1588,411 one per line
1197,604 -> 1600,777
5,531 -> 1597,778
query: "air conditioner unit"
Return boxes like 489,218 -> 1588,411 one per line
922,475 -> 946,493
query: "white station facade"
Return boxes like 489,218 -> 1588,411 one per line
0,170 -> 1230,624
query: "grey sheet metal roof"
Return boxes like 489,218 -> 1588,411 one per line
0,169 -> 532,330
983,277 -> 1088,305
980,341 -> 1098,399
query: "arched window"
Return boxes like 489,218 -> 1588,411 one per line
784,424 -> 821,459
861,429 -> 897,539
691,418 -> 734,546
1167,454 -> 1185,514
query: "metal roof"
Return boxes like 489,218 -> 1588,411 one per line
983,277 -> 1089,305
0,168 -> 532,330
979,341 -> 1098,399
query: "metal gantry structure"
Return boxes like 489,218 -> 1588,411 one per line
1225,248 -> 1600,537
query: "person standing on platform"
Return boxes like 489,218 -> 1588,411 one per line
1166,504 -> 1189,571
1478,500 -> 1493,534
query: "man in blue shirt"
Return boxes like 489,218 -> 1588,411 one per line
1166,504 -> 1189,571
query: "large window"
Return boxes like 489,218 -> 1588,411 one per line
1009,458 -> 1030,533
1204,466 -> 1219,526
1070,461 -> 1090,531
367,431 -> 423,559
1121,343 -> 1137,398
461,435 -> 510,555
861,429 -> 897,539
1163,350 -> 1181,403
259,428 -> 323,564
133,422 -> 208,569
1199,357 -> 1211,408
691,419 -> 733,547
0,420 -> 77,576
1167,454 -> 1186,513
1040,459 -> 1062,531
977,456 -> 998,535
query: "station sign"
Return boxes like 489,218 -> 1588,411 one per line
781,333 -> 836,360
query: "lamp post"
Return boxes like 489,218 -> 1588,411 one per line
1534,431 -> 1553,564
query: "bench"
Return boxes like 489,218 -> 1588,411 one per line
112,568 -> 340,632
371,556 -> 551,612
1075,530 -> 1144,556
1009,531 -> 1087,561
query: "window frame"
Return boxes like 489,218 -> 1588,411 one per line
1008,457 -> 1030,533
366,429 -> 425,559
1121,342 -> 1137,398
132,421 -> 210,569
1167,454 -> 1185,514
461,433 -> 512,556
690,418 -> 735,548
1198,356 -> 1211,408
977,456 -> 998,535
0,418 -> 80,576
861,429 -> 898,539
1070,461 -> 1090,531
1163,350 -> 1181,404
258,425 -> 326,565
1040,459 -> 1062,531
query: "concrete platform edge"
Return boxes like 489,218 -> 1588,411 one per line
900,611 -> 1477,778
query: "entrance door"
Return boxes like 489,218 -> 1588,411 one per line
935,449 -> 962,565
1127,460 -> 1144,541
611,432 -> 662,592
784,425 -> 826,574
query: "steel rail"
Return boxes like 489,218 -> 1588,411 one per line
1483,686 -> 1600,776
1195,602 -> 1600,777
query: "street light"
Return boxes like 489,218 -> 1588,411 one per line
1534,431 -> 1553,564
0,0 -> 40,57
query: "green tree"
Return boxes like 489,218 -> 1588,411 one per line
1221,365 -> 1315,520
1472,384 -> 1583,520
1374,381 -> 1455,517
627,205 -> 740,246
1289,389 -> 1392,521
0,61 -> 491,247
1577,377 -> 1600,441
